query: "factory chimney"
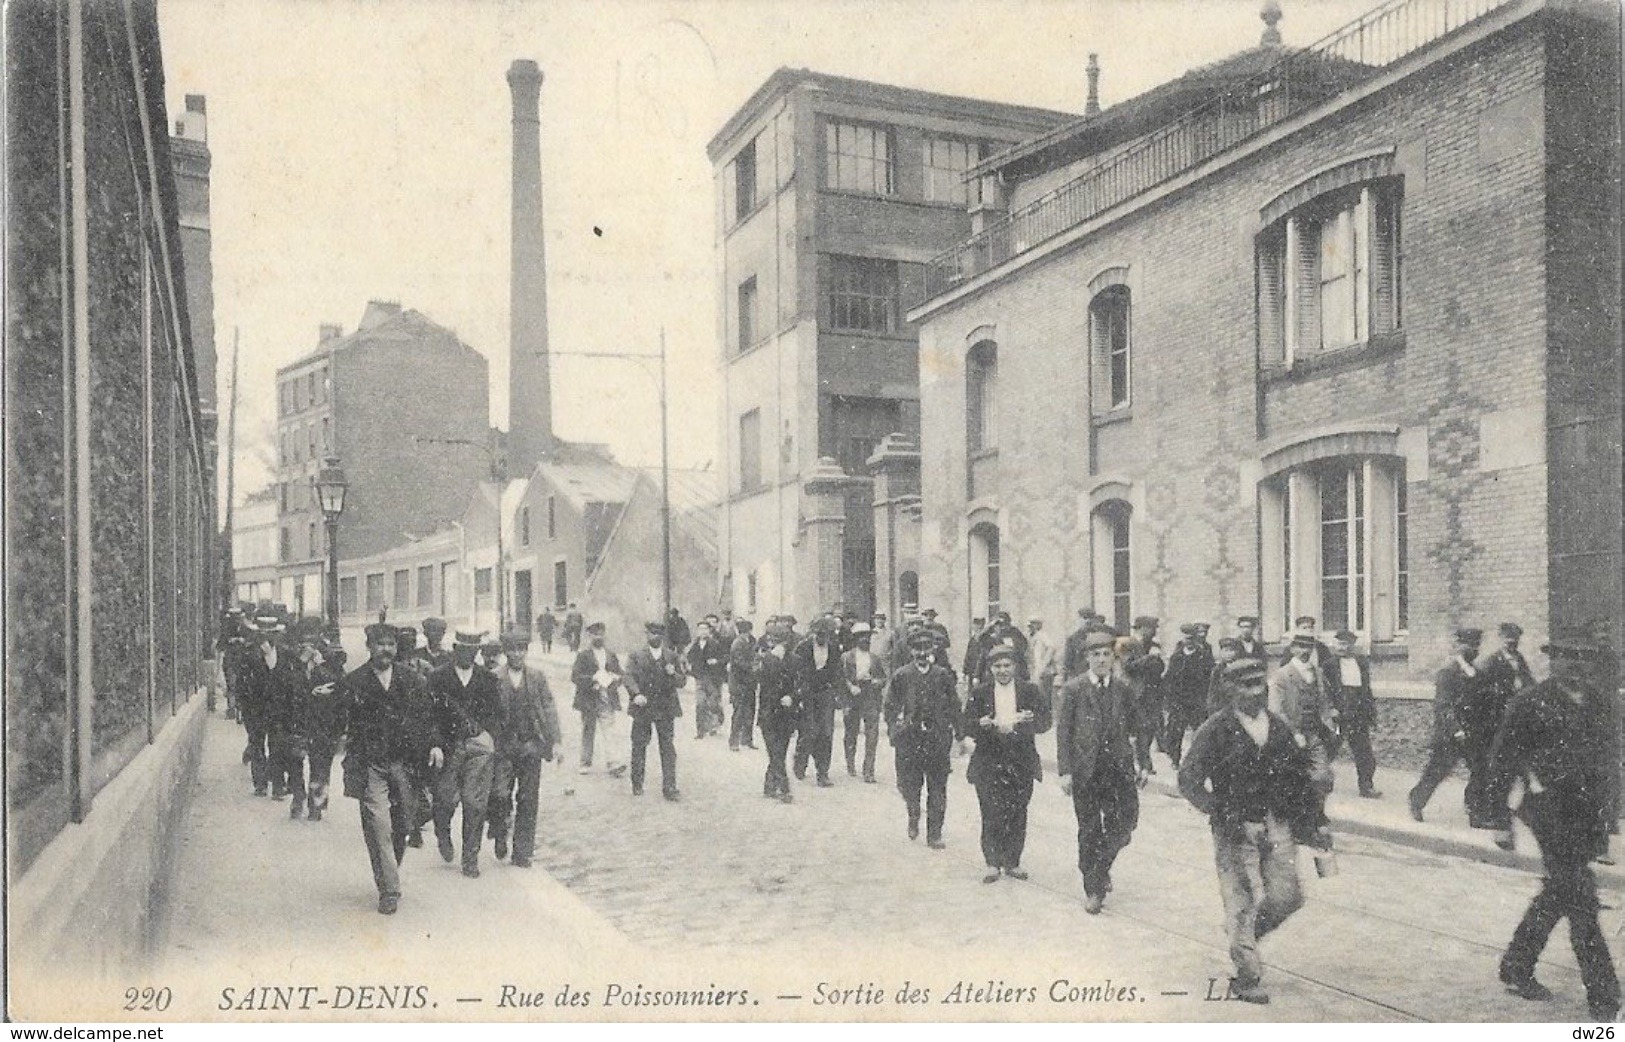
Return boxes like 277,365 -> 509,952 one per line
506,58 -> 552,477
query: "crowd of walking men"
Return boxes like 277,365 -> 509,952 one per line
216,599 -> 1619,1019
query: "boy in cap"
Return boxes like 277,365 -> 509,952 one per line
1408,628 -> 1488,824
569,621 -> 626,776
624,621 -> 685,799
488,629 -> 562,868
1179,657 -> 1318,1004
965,643 -> 1051,882
1485,630 -> 1619,1019
1056,629 -> 1151,912
883,627 -> 959,847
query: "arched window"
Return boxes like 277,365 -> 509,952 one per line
966,340 -> 998,456
1091,500 -> 1133,631
968,521 -> 1001,621
1090,285 -> 1131,413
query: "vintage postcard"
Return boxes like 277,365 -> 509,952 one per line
5,0 -> 1622,1028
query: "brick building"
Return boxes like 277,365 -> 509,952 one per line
709,70 -> 1072,624
908,0 -> 1620,724
272,301 -> 494,615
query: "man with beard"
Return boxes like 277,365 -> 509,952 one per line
792,616 -> 845,787
570,621 -> 626,777
487,629 -> 562,868
884,628 -> 959,848
624,621 -> 685,800
756,625 -> 799,803
1056,630 -> 1150,913
841,623 -> 889,783
1162,623 -> 1215,768
343,623 -> 439,914
727,618 -> 760,752
427,630 -> 505,877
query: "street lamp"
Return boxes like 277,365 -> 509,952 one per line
314,455 -> 348,625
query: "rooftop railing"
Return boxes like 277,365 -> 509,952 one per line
921,0 -> 1517,303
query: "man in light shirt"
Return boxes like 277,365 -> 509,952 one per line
570,621 -> 626,777
841,623 -> 888,783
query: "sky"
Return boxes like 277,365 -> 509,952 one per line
157,0 -> 1377,507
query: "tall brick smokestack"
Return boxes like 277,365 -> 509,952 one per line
507,58 -> 551,476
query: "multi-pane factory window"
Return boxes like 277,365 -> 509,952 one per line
825,120 -> 893,195
826,255 -> 898,334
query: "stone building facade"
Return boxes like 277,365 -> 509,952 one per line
709,70 -> 1072,624
909,0 -> 1620,718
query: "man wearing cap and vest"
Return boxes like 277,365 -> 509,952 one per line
842,623 -> 889,783
487,629 -> 562,868
427,630 -> 505,876
1163,623 -> 1216,768
1234,616 -> 1265,661
571,621 -> 626,776
1408,628 -> 1489,824
1485,630 -> 1619,1021
757,624 -> 799,802
1057,629 -> 1151,913
624,621 -> 684,800
1179,657 -> 1318,1005
884,627 -> 959,848
687,618 -> 729,740
344,622 -> 439,915
1329,630 -> 1380,798
1269,632 -> 1341,836
727,619 -> 759,752
966,643 -> 1051,883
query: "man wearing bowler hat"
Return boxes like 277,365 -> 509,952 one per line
884,627 -> 959,848
1057,629 -> 1151,913
624,621 -> 684,800
427,630 -> 504,876
1409,627 -> 1489,824
344,622 -> 439,914
1485,630 -> 1619,1020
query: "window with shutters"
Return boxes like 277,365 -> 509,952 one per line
1258,179 -> 1401,368
1259,457 -> 1405,641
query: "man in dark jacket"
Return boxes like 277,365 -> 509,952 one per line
883,628 -> 959,848
487,629 -> 562,868
1477,621 -> 1537,762
427,630 -> 505,877
303,628 -> 349,822
1179,656 -> 1318,1004
1061,607 -> 1105,684
1408,628 -> 1488,824
344,623 -> 439,915
536,608 -> 557,653
243,616 -> 307,803
562,603 -> 584,652
1162,623 -> 1216,768
665,607 -> 692,654
1485,631 -> 1619,1020
1120,616 -> 1165,765
756,626 -> 799,802
841,623 -> 889,782
624,621 -> 685,800
727,619 -> 759,752
792,617 -> 846,786
965,645 -> 1051,881
1057,630 -> 1150,912
1329,629 -> 1380,798
687,618 -> 729,739
569,621 -> 624,775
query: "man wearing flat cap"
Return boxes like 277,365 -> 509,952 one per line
727,619 -> 760,752
1179,656 -> 1318,1004
1409,627 -> 1490,824
1484,630 -> 1619,1020
1478,622 -> 1536,758
965,643 -> 1051,882
1120,616 -> 1166,767
793,615 -> 846,787
884,627 -> 960,847
1162,623 -> 1216,768
1057,629 -> 1151,913
841,623 -> 888,783
1234,616 -> 1265,661
569,621 -> 626,776
624,621 -> 685,800
756,624 -> 799,802
487,629 -> 562,868
1269,632 -> 1341,835
427,630 -> 505,876
344,622 -> 439,914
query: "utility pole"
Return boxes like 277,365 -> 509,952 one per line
659,328 -> 671,623
221,327 -> 240,610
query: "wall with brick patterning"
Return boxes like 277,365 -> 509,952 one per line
917,17 -> 1615,697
